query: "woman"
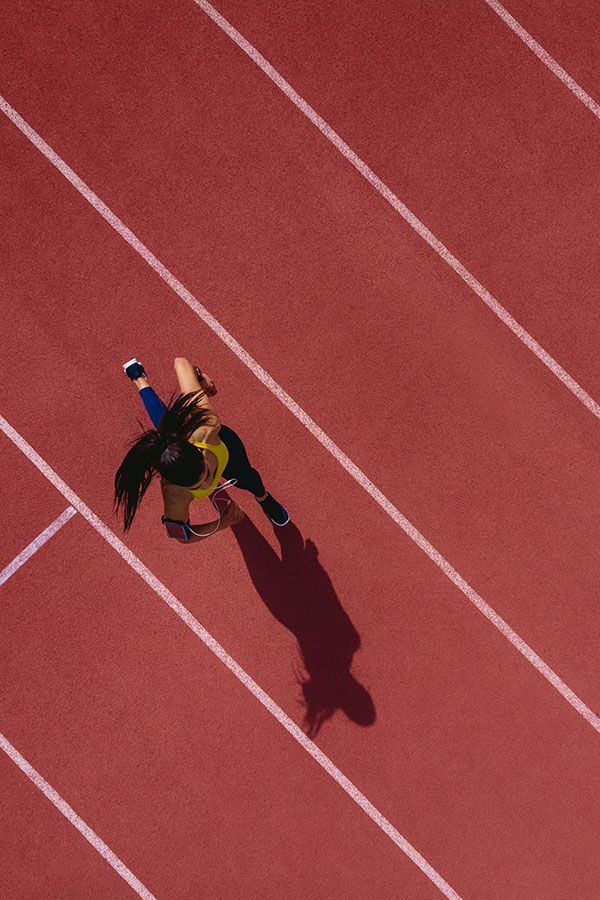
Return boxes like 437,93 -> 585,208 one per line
114,356 -> 289,542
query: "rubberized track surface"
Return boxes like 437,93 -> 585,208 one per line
1,2 -> 599,896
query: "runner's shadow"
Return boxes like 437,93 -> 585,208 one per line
230,514 -> 376,738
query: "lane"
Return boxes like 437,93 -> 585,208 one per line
1,132 -> 600,894
0,507 -> 76,588
491,0 -> 600,104
0,434 -> 71,572
0,509 -> 441,899
1,2 -> 599,718
0,751 -> 134,899
197,0 -> 600,401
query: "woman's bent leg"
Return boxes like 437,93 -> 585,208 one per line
220,424 -> 266,497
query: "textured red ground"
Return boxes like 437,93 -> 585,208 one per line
1,1 -> 599,897
2,0 -> 599,712
1,502 -> 437,898
500,0 -> 600,100
208,0 -> 600,400
0,750 -> 132,899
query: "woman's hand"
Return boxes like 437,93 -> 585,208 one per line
220,499 -> 245,526
194,366 -> 217,397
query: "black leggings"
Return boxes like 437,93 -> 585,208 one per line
219,424 -> 266,497
139,386 -> 265,497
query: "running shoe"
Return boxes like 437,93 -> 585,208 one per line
256,492 -> 290,526
123,358 -> 147,380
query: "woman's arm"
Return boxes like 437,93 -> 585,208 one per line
162,480 -> 192,524
161,480 -> 238,543
180,519 -> 227,543
174,358 -> 220,424
161,481 -> 213,543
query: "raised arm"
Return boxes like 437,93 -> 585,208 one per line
174,357 -> 220,425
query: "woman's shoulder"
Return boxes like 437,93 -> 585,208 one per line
189,423 -> 221,447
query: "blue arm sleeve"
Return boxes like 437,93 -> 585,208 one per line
139,386 -> 168,428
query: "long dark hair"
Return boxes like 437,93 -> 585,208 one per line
114,390 -> 215,531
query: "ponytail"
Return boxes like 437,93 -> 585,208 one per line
114,390 -> 216,531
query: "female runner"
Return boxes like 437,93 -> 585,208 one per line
114,356 -> 289,543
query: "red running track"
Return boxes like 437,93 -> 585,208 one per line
1,1 -> 599,896
210,0 -> 600,399
497,0 -> 600,103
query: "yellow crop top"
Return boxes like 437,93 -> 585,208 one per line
187,438 -> 230,499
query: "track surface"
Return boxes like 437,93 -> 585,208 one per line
1,1 -> 599,896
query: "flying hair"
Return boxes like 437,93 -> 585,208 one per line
114,390 -> 216,531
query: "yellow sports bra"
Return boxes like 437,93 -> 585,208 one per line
187,438 -> 230,499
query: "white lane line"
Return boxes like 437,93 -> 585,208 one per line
484,0 -> 600,120
0,101 -> 598,728
0,506 -> 76,588
0,732 -> 156,900
0,415 -> 459,899
192,0 -> 600,421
